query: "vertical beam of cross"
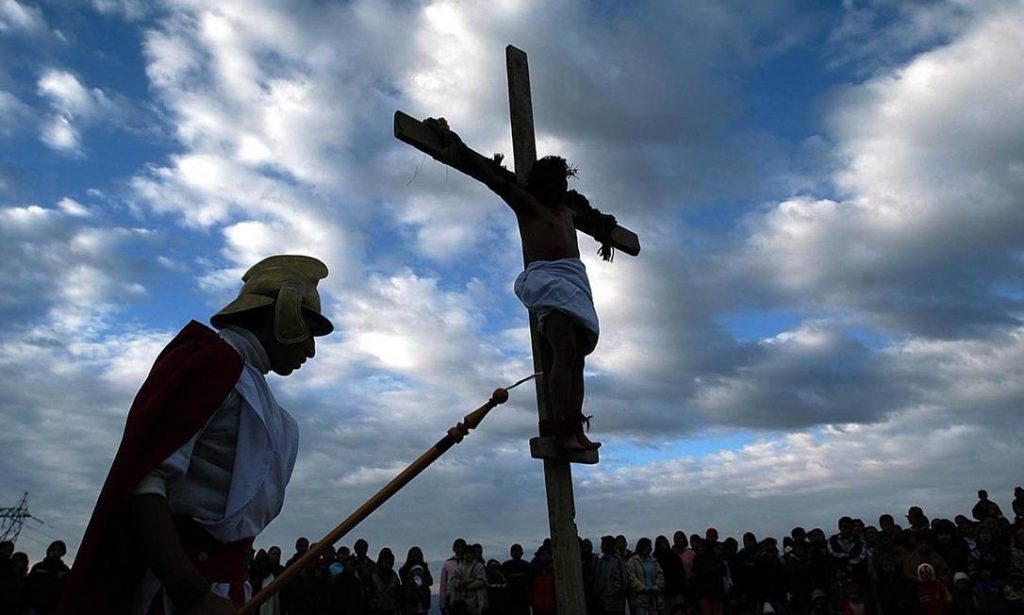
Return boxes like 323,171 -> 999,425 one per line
505,45 -> 588,615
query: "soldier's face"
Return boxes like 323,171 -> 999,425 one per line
264,315 -> 318,375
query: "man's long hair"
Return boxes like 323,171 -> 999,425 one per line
527,155 -> 577,205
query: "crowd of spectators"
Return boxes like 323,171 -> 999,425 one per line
2,487 -> 1022,614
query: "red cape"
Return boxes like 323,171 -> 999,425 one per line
58,321 -> 244,615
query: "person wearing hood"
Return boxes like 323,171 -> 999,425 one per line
951,571 -> 977,615
915,563 -> 952,615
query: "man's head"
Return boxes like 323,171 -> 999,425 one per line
742,532 -> 758,550
979,489 -> 989,500
672,531 -> 688,549
268,546 -> 282,565
296,537 -> 310,553
808,528 -> 826,546
581,538 -> 593,556
354,538 -> 369,556
453,538 -> 467,557
600,536 -> 615,555
11,552 -> 28,577
838,516 -> 854,537
510,543 -> 523,560
212,255 -> 334,376
0,540 -> 13,559
526,155 -> 575,206
46,540 -> 66,560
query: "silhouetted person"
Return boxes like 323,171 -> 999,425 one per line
502,544 -> 531,615
973,490 -> 1005,522
399,546 -> 433,615
331,546 -> 365,615
58,255 -> 334,615
655,535 -> 685,614
441,539 -> 468,615
450,547 -> 487,615
485,559 -> 510,615
593,536 -> 626,615
285,536 -> 329,614
428,119 -> 614,451
530,547 -> 556,615
366,548 -> 401,615
6,552 -> 29,614
26,540 -> 71,615
626,537 -> 664,615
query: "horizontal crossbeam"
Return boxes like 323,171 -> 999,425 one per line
395,111 -> 641,257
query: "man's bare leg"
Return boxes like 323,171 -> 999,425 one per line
571,340 -> 601,450
542,311 -> 599,451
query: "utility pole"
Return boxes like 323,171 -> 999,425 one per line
0,492 -> 33,543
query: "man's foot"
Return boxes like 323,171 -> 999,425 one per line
541,417 -> 601,452
554,430 -> 598,452
573,429 -> 602,450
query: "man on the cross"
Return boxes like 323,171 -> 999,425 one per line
59,255 -> 334,615
427,119 -> 605,452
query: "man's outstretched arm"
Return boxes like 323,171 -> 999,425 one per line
421,118 -> 536,215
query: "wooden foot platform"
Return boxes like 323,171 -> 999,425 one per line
529,437 -> 600,464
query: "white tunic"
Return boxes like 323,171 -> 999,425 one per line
131,325 -> 300,613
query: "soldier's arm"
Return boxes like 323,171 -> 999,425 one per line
128,494 -> 236,614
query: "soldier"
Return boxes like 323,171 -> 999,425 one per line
60,255 -> 334,615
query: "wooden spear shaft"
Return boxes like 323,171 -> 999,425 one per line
239,386 -> 515,614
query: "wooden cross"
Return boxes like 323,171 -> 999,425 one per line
394,45 -> 640,615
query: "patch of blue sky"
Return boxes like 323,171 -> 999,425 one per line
42,7 -> 156,101
2,16 -> 173,205
714,308 -> 802,343
1,127 -> 175,205
599,430 -> 757,470
990,280 -> 1024,301
743,29 -> 844,145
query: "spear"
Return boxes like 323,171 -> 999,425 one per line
239,375 -> 538,614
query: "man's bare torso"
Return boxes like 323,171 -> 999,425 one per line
506,193 -> 580,264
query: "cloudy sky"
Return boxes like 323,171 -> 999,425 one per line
2,0 -> 1023,568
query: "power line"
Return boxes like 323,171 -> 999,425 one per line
0,492 -> 33,543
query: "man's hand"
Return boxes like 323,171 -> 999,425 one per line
181,592 -> 238,615
423,117 -> 463,162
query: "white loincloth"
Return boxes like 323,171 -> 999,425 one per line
514,258 -> 600,355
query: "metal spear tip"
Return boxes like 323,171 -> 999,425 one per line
491,388 -> 510,404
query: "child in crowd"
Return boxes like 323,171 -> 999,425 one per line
916,563 -> 953,615
952,571 -> 978,615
